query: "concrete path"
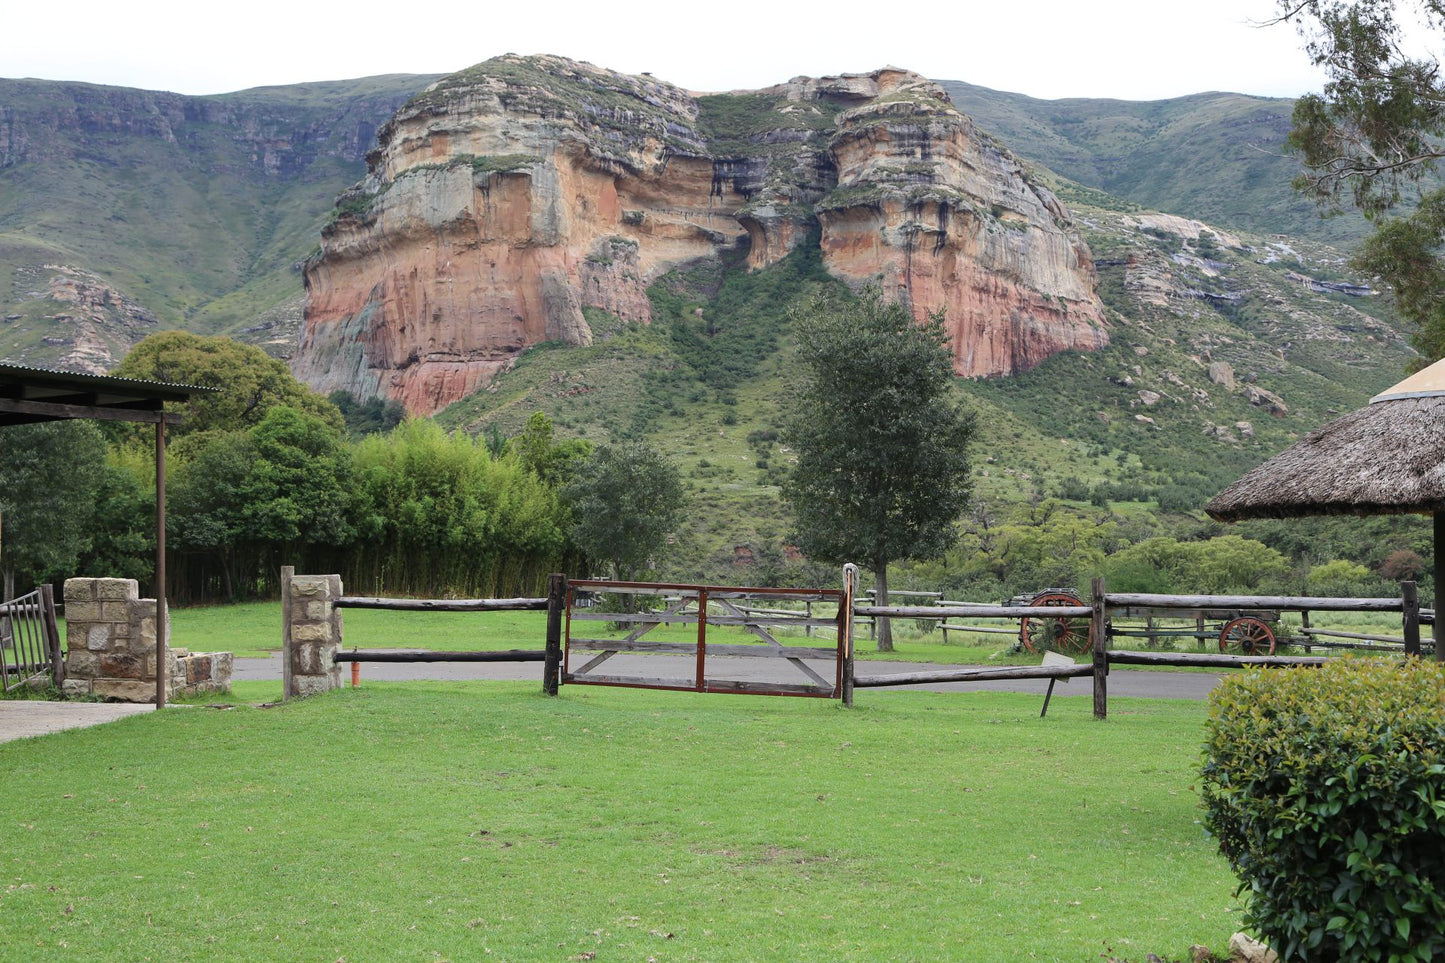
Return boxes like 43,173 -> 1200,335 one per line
0,701 -> 154,744
232,652 -> 1225,699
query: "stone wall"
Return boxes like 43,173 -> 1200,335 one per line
62,577 -> 231,702
282,570 -> 343,698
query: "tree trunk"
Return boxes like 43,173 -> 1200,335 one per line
875,563 -> 893,652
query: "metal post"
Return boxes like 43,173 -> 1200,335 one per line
544,573 -> 565,696
155,417 -> 167,709
1091,576 -> 1108,720
1403,580 -> 1421,657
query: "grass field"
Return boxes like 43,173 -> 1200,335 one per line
0,683 -> 1242,962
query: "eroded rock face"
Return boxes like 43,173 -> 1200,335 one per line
295,55 -> 1108,413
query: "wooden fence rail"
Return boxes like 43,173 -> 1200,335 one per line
844,575 -> 1431,717
329,576 -> 565,695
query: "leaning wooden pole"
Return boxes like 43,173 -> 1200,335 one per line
1091,576 -> 1107,720
544,573 -> 565,696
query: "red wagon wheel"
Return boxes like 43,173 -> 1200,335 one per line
1019,591 -> 1092,655
1218,617 -> 1276,655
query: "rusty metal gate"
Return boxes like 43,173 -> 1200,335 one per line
563,580 -> 845,697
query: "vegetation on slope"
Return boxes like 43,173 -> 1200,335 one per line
939,80 -> 1373,246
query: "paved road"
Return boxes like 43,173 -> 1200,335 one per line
0,657 -> 1220,743
232,652 -> 1224,699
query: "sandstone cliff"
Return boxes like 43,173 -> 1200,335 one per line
294,55 -> 1108,413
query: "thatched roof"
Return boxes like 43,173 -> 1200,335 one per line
1206,392 -> 1445,522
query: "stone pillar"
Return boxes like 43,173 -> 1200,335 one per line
283,573 -> 344,698
62,578 -> 168,703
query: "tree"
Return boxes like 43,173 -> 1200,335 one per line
508,411 -> 592,488
1277,0 -> 1445,361
780,289 -> 976,651
564,442 -> 686,581
0,421 -> 108,598
114,331 -> 342,438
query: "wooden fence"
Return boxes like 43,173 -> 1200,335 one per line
329,575 -> 565,695
298,565 -> 1431,717
844,571 -> 1431,717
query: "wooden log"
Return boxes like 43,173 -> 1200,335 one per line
1105,592 -> 1402,612
1300,627 -> 1409,645
544,574 -> 565,696
1110,605 -> 1282,621
853,663 -> 1094,688
1092,577 -> 1108,721
939,624 -> 1018,634
333,649 -> 548,663
334,596 -> 548,612
567,611 -> 838,629
842,564 -> 858,707
853,603 -> 1091,620
1108,650 -> 1328,668
565,639 -> 839,659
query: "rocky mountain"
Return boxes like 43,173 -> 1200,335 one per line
938,81 -> 1371,247
294,56 -> 1108,414
0,74 -> 440,369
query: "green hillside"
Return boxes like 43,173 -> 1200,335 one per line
939,81 -> 1371,247
0,74 -> 440,365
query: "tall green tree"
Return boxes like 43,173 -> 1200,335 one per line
0,421 -> 108,598
1277,0 -> 1445,362
115,331 -> 342,437
780,289 -> 976,651
564,442 -> 686,581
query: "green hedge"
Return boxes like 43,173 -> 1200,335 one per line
1200,658 -> 1445,962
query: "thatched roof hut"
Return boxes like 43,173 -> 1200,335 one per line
1205,393 -> 1445,522
1206,358 -> 1445,661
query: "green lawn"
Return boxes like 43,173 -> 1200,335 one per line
0,684 -> 1243,961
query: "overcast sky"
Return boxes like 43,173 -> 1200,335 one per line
4,0 -> 1326,102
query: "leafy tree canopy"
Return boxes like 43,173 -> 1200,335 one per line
564,441 -> 686,581
1278,0 -> 1445,361
780,288 -> 975,649
0,421 -> 109,596
114,331 -> 342,437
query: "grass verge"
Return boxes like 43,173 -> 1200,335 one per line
0,684 -> 1241,961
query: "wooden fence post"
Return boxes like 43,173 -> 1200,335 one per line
1402,581 -> 1420,657
1091,576 -> 1108,720
842,564 -> 858,707
40,583 -> 63,688
280,565 -> 294,700
544,573 -> 565,696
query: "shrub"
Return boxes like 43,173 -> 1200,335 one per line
1200,658 -> 1445,962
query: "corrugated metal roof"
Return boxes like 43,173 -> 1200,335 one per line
1372,356 -> 1445,403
